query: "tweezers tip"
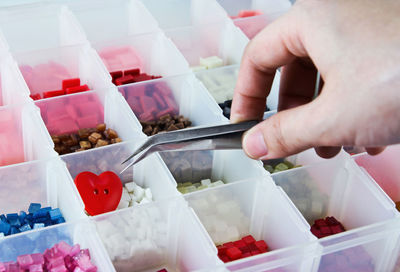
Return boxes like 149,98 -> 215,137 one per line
120,157 -> 130,165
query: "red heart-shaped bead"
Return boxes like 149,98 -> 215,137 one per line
74,171 -> 123,216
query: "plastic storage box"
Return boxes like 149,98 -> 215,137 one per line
0,1 -> 400,272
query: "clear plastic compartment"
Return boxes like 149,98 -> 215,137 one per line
216,0 -> 291,38
352,145 -> 400,271
35,87 -> 142,154
93,31 -> 190,81
0,158 -> 84,228
316,218 -> 400,272
61,140 -> 179,206
185,178 -> 316,269
93,197 -> 220,271
273,155 -> 398,228
165,21 -> 247,68
262,148 -> 352,176
272,156 -> 399,270
262,148 -> 351,175
141,0 -> 228,30
0,219 -> 115,271
14,43 -> 112,99
285,149 -> 351,168
202,244 -> 320,272
207,218 -> 400,272
0,3 -> 87,52
0,103 -> 55,167
118,74 -> 224,128
0,51 -> 30,106
160,149 -> 267,192
66,0 -> 160,43
195,64 -> 280,112
353,145 -> 400,205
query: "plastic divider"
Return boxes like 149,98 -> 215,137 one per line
317,218 -> 400,271
205,218 -> 400,272
165,20 -> 247,67
185,178 -> 316,270
0,29 -> 8,53
0,52 -> 31,106
352,145 -> 400,271
93,197 -> 220,271
0,157 -> 84,222
0,3 -> 87,52
195,64 -> 280,111
223,243 -> 320,272
0,103 -> 55,167
353,144 -> 400,204
0,219 -> 115,271
272,154 -> 399,271
14,43 -> 112,97
119,74 -> 225,127
216,0 -> 291,38
92,31 -> 190,78
161,149 -> 267,188
284,148 -> 351,170
140,0 -> 228,30
273,155 -> 398,228
0,2 -> 398,272
66,0 -> 161,43
35,87 -> 142,154
61,141 -> 179,204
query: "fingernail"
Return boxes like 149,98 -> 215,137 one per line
243,129 -> 268,159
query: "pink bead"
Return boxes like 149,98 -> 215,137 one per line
70,244 -> 81,256
29,264 -> 44,272
6,262 -> 19,272
56,241 -> 72,257
64,255 -> 76,271
79,249 -> 91,259
74,254 -> 90,266
49,265 -> 68,272
0,262 -> 5,272
17,254 -> 34,269
31,253 -> 44,265
47,256 -> 64,269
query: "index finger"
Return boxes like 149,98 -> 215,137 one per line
230,9 -> 308,122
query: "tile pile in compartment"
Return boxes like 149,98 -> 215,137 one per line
0,1 -> 399,272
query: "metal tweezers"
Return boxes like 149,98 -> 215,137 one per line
120,120 -> 259,174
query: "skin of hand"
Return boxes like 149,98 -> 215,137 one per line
230,0 -> 400,160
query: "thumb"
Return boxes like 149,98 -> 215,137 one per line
242,99 -> 332,160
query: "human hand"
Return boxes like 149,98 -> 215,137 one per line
231,0 -> 400,160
